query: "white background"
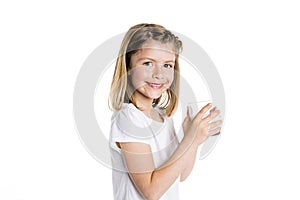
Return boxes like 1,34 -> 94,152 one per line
1,0 -> 299,199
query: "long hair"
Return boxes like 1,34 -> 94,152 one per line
109,23 -> 182,116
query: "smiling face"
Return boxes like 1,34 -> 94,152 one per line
128,40 -> 176,105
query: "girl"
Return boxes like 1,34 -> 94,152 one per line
109,23 -> 222,200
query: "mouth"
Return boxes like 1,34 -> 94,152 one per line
146,82 -> 164,89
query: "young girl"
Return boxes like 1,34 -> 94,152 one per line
109,23 -> 222,200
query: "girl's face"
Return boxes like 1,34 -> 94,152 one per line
129,40 -> 175,102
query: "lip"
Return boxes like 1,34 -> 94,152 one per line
146,82 -> 164,89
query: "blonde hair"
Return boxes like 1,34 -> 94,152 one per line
109,23 -> 182,116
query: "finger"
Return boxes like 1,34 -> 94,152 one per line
201,112 -> 213,124
208,127 -> 221,136
208,120 -> 223,130
210,106 -> 216,113
210,108 -> 221,120
186,106 -> 191,120
183,107 -> 191,124
194,103 -> 212,120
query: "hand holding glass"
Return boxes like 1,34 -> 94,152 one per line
188,101 -> 222,135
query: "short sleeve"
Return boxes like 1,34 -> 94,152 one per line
110,104 -> 153,146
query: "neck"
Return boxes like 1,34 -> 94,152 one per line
132,92 -> 154,112
131,92 -> 163,122
135,100 -> 153,113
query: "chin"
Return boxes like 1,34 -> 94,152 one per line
148,92 -> 163,99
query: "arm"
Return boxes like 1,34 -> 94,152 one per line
179,143 -> 198,182
179,105 -> 222,181
120,104 -> 222,200
120,136 -> 198,200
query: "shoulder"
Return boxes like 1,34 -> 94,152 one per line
112,103 -> 151,127
110,103 -> 154,142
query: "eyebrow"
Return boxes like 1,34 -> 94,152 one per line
137,57 -> 175,63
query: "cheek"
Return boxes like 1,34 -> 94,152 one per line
165,71 -> 174,86
130,68 -> 149,88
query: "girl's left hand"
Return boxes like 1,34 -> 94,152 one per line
182,105 -> 222,145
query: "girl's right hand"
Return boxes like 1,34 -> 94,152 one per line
182,103 -> 222,146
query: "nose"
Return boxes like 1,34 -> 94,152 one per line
152,64 -> 164,79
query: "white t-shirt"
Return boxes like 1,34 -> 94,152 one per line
109,103 -> 180,200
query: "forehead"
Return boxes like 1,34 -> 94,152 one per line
142,40 -> 175,52
132,40 -> 176,61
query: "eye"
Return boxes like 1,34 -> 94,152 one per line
143,61 -> 153,67
164,64 -> 174,69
